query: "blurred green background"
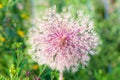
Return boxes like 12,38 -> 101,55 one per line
0,0 -> 120,80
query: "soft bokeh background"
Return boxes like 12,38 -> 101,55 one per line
0,0 -> 120,80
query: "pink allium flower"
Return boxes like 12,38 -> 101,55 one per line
28,7 -> 100,80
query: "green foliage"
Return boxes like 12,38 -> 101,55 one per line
0,0 -> 120,80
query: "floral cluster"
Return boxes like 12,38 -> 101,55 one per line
28,7 -> 100,74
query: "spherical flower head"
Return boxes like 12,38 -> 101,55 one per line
28,7 -> 100,73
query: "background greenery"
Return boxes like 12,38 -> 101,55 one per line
0,0 -> 120,80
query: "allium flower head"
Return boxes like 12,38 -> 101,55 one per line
28,7 -> 100,74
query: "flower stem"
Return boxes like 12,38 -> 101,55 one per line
59,71 -> 63,80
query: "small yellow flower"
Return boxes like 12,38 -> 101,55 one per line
0,37 -> 5,42
21,14 -> 28,19
32,64 -> 39,70
9,64 -> 16,75
0,3 -> 3,9
18,30 -> 24,37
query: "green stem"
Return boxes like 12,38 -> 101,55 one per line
39,65 -> 47,77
